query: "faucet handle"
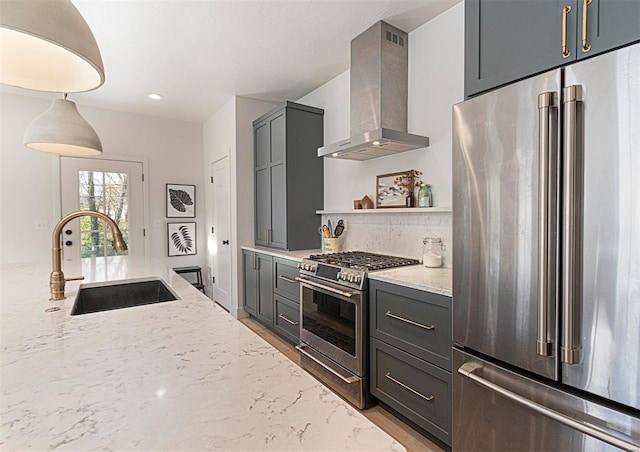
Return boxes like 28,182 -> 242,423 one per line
65,276 -> 85,282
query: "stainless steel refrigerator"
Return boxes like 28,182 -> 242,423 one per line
452,43 -> 640,451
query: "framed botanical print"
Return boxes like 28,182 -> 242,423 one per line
166,184 -> 195,218
167,222 -> 196,256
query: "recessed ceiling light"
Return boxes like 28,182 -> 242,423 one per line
373,141 -> 381,146
332,152 -> 339,157
148,93 -> 163,100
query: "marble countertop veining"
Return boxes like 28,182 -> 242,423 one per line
240,245 -> 322,262
368,265 -> 453,297
0,256 -> 404,451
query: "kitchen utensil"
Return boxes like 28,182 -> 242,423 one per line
327,219 -> 333,237
334,220 -> 345,237
321,225 -> 331,238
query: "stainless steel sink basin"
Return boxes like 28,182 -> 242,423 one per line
71,277 -> 180,315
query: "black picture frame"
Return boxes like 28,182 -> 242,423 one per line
166,183 -> 196,218
167,222 -> 197,256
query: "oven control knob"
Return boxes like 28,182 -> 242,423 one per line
337,272 -> 344,280
304,263 -> 311,271
348,275 -> 354,282
310,265 -> 317,272
297,263 -> 303,269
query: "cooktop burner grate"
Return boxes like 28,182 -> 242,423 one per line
307,251 -> 419,271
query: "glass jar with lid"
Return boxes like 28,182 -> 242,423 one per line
422,237 -> 443,268
418,184 -> 432,207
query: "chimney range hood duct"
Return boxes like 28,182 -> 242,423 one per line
318,21 -> 429,161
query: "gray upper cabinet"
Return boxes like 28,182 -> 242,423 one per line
465,0 -> 639,97
577,0 -> 640,59
253,101 -> 324,251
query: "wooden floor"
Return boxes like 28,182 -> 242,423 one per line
239,317 -> 445,452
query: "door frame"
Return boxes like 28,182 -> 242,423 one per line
54,154 -> 150,256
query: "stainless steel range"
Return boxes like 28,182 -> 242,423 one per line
296,251 -> 419,409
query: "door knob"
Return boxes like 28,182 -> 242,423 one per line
65,229 -> 72,235
222,240 -> 229,245
65,240 -> 73,246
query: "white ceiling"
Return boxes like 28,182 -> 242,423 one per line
2,0 -> 460,124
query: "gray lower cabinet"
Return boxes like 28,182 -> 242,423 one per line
253,101 -> 324,251
242,250 -> 273,327
274,295 -> 300,344
243,252 -> 300,344
273,257 -> 301,344
369,279 -> 452,446
465,0 -> 639,97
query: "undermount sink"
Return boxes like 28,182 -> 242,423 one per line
71,277 -> 180,316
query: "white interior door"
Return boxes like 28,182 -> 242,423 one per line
60,157 -> 145,262
211,157 -> 231,310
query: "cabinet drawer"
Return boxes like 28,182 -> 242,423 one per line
371,338 -> 451,445
274,294 -> 300,344
370,280 -> 451,371
273,257 -> 300,302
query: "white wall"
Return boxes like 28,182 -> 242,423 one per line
0,93 -> 205,269
298,3 -> 464,210
203,96 -> 276,316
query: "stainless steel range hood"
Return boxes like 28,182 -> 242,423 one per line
318,21 -> 429,161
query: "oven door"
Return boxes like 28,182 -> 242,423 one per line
298,276 -> 365,376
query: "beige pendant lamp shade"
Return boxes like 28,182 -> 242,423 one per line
0,0 -> 105,93
24,98 -> 102,156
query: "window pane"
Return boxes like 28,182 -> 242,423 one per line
77,170 -> 130,258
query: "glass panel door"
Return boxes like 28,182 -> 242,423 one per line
60,157 -> 144,262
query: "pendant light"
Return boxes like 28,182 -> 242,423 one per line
0,0 -> 105,93
23,94 -> 102,156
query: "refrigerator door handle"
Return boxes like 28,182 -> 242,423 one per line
536,92 -> 558,357
458,363 -> 639,451
561,85 -> 583,365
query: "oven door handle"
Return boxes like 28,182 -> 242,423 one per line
295,276 -> 354,298
296,345 -> 359,384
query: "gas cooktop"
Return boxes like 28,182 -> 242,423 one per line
307,251 -> 419,271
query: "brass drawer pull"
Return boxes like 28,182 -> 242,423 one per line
278,313 -> 299,326
385,311 -> 435,330
581,0 -> 592,52
385,372 -> 434,402
562,5 -> 572,58
278,275 -> 298,284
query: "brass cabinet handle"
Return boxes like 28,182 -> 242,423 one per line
385,311 -> 434,330
278,313 -> 299,326
278,275 -> 298,284
581,0 -> 592,52
385,372 -> 434,402
562,5 -> 572,58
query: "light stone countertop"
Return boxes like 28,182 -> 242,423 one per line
368,265 -> 453,297
241,246 -> 452,297
240,245 -> 322,262
0,256 -> 404,451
